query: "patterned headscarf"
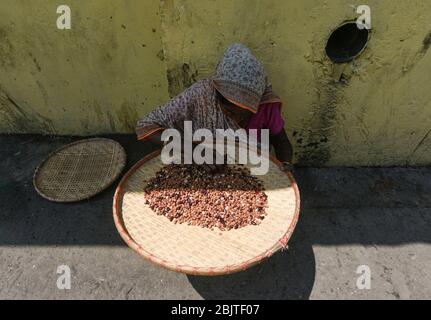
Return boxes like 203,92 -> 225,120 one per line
213,43 -> 267,113
136,43 -> 280,140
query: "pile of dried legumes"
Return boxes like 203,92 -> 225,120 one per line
144,164 -> 268,231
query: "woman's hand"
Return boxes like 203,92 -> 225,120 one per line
270,128 -> 294,169
280,161 -> 294,172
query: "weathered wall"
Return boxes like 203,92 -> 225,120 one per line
0,0 -> 169,134
0,0 -> 430,166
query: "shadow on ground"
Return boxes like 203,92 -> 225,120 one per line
188,227 -> 315,299
1,134 -> 430,299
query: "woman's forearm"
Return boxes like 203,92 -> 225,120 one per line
270,128 -> 293,163
142,130 -> 223,171
145,130 -> 165,146
145,130 -> 199,148
144,128 -> 294,167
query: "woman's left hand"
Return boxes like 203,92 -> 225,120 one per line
280,161 -> 294,172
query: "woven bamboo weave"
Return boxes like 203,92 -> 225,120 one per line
113,150 -> 300,275
34,138 -> 126,202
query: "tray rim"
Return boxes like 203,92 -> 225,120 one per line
33,137 -> 126,203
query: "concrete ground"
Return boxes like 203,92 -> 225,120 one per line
0,134 -> 430,300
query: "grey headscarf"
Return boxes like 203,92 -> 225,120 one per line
213,43 -> 268,112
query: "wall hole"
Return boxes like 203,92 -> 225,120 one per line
325,21 -> 369,64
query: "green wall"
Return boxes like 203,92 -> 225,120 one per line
1,0 -> 431,166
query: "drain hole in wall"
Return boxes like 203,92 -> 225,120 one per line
325,21 -> 369,64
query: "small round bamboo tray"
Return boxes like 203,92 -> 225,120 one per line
113,150 -> 300,276
34,138 -> 126,202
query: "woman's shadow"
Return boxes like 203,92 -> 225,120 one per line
187,215 -> 315,300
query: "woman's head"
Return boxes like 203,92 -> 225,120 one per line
217,91 -> 252,126
213,43 -> 268,114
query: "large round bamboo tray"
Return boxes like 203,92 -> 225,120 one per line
34,138 -> 126,202
113,150 -> 300,276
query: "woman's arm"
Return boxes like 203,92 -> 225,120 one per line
270,128 -> 294,170
136,81 -> 200,141
146,130 -> 164,146
146,129 -> 224,172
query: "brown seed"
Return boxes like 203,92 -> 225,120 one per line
143,164 -> 268,231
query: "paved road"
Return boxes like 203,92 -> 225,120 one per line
0,134 -> 430,299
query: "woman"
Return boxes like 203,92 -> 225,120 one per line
136,43 -> 293,171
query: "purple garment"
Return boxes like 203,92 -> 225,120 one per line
246,102 -> 284,140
